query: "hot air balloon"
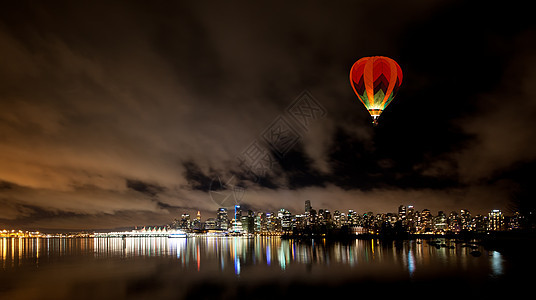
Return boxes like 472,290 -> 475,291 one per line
349,56 -> 403,125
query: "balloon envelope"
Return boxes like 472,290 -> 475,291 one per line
349,56 -> 402,124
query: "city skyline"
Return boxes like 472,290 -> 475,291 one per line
178,202 -> 511,223
0,199 -> 517,234
162,200 -> 521,235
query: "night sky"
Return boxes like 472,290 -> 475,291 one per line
1,0 -> 534,230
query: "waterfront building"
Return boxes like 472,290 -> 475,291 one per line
217,208 -> 229,230
460,209 -> 472,231
349,225 -> 367,235
231,218 -> 243,233
386,213 -> 397,227
319,209 -> 331,226
417,209 -> 433,233
362,212 -> 374,229
347,210 -> 357,225
333,210 -> 342,228
488,210 -> 505,231
235,205 -> 242,221
294,214 -> 307,230
448,211 -> 460,233
406,205 -> 415,233
254,212 -> 263,233
266,212 -> 280,233
472,214 -> 486,232
180,214 -> 191,230
279,209 -> 292,232
205,218 -> 217,230
433,211 -> 448,233
241,211 -> 255,233
340,212 -> 348,226
193,211 -> 202,230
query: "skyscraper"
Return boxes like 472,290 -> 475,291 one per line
460,209 -> 471,231
235,205 -> 242,221
419,209 -> 432,233
488,210 -> 504,231
180,214 -> 191,229
305,200 -> 312,214
217,208 -> 229,230
193,210 -> 202,230
398,205 -> 407,220
433,211 -> 447,233
232,205 -> 243,232
279,208 -> 291,232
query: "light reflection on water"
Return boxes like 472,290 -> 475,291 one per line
0,236 -> 504,276
0,236 -> 521,299
490,250 -> 503,278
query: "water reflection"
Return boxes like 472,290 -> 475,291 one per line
0,237 -> 506,279
407,248 -> 416,277
1,237 -> 95,268
490,250 -> 503,278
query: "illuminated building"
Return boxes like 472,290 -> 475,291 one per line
205,218 -> 217,230
193,211 -> 202,230
217,208 -> 229,230
460,209 -> 472,231
266,212 -> 280,233
387,213 -> 397,227
231,219 -> 243,233
448,211 -> 460,232
340,212 -> 348,226
472,215 -> 486,233
362,212 -> 374,230
279,209 -> 292,232
180,214 -> 191,229
417,209 -> 433,233
255,212 -> 263,233
293,214 -> 306,230
508,212 -> 523,230
333,210 -> 342,228
234,205 -> 242,221
406,206 -> 415,233
488,210 -> 505,231
349,225 -> 367,235
230,205 -> 243,233
407,205 -> 415,215
241,210 -> 255,233
433,211 -> 447,233
318,209 -> 331,226
347,210 -> 357,225
308,209 -> 317,226
398,205 -> 407,221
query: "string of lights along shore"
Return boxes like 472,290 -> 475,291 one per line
164,201 -> 524,236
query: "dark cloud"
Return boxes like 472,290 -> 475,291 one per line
126,179 -> 165,197
278,147 -> 327,190
182,162 -> 214,192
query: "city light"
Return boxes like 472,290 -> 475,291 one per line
1,203 -> 526,239
157,202 -> 525,238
